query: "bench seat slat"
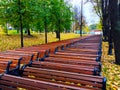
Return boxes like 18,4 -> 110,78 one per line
22,67 -> 103,89
32,61 -> 99,75
0,74 -> 92,90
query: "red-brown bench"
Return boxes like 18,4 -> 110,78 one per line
7,50 -> 39,61
49,54 -> 100,62
16,48 -> 50,59
20,67 -> 106,90
0,61 -> 12,74
0,52 -> 34,65
0,74 -> 88,90
30,61 -> 100,75
41,57 -> 101,71
0,56 -> 22,75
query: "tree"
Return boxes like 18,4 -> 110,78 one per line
109,0 -> 120,64
50,0 -> 73,40
83,25 -> 90,33
89,24 -> 97,30
96,21 -> 102,29
0,0 -> 11,35
87,0 -> 113,55
0,0 -> 73,44
91,0 -> 120,64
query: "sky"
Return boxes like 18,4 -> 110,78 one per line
68,0 -> 100,25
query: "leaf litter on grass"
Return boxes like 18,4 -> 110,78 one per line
102,42 -> 120,90
0,33 -> 80,51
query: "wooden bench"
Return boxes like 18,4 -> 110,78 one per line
81,38 -> 102,42
54,49 -> 101,60
20,67 -> 106,90
59,36 -> 101,50
58,49 -> 102,56
49,54 -> 101,62
0,52 -> 34,65
78,36 -> 102,44
0,74 -> 89,90
41,57 -> 101,72
0,56 -> 22,75
0,61 -> 12,74
63,48 -> 101,53
70,43 -> 101,49
51,39 -> 102,59
30,61 -> 100,75
7,50 -> 39,61
55,52 -> 100,58
16,48 -> 50,59
69,45 -> 101,51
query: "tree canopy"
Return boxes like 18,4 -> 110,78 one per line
0,0 -> 73,46
0,0 -> 73,35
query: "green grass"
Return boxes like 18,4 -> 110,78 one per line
8,30 -> 18,34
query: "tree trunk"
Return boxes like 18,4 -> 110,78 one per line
5,22 -> 8,35
17,28 -> 20,33
80,0 -> 83,37
27,28 -> 31,36
101,0 -> 108,41
55,30 -> 60,39
18,0 -> 24,47
58,19 -> 61,41
109,0 -> 120,64
44,19 -> 47,44
108,27 -> 113,55
108,1 -> 113,55
101,0 -> 113,54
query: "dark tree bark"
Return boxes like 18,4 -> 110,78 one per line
44,2 -> 48,44
55,30 -> 60,39
108,25 -> 113,55
5,22 -> 8,35
108,1 -> 113,55
109,0 -> 120,64
27,28 -> 31,36
101,0 -> 113,55
18,0 -> 24,47
58,18 -> 61,41
55,18 -> 61,41
44,19 -> 47,44
58,28 -> 61,41
80,0 -> 83,37
101,0 -> 109,41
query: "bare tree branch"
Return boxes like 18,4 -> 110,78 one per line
89,0 -> 103,20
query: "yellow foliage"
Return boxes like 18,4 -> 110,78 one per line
0,33 -> 81,52
102,42 -> 120,90
83,26 -> 90,33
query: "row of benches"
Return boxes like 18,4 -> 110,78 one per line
0,35 -> 106,90
0,35 -> 93,74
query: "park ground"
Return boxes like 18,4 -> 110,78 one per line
0,33 -> 120,90
102,42 -> 120,90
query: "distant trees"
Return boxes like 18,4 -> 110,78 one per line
89,24 -> 97,30
73,4 -> 86,35
0,0 -> 11,35
50,0 -> 73,41
0,0 -> 73,45
89,0 -> 120,64
96,21 -> 102,30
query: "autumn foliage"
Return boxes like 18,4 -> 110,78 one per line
102,42 -> 120,90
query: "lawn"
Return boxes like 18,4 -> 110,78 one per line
0,33 -> 81,51
102,42 -> 120,90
